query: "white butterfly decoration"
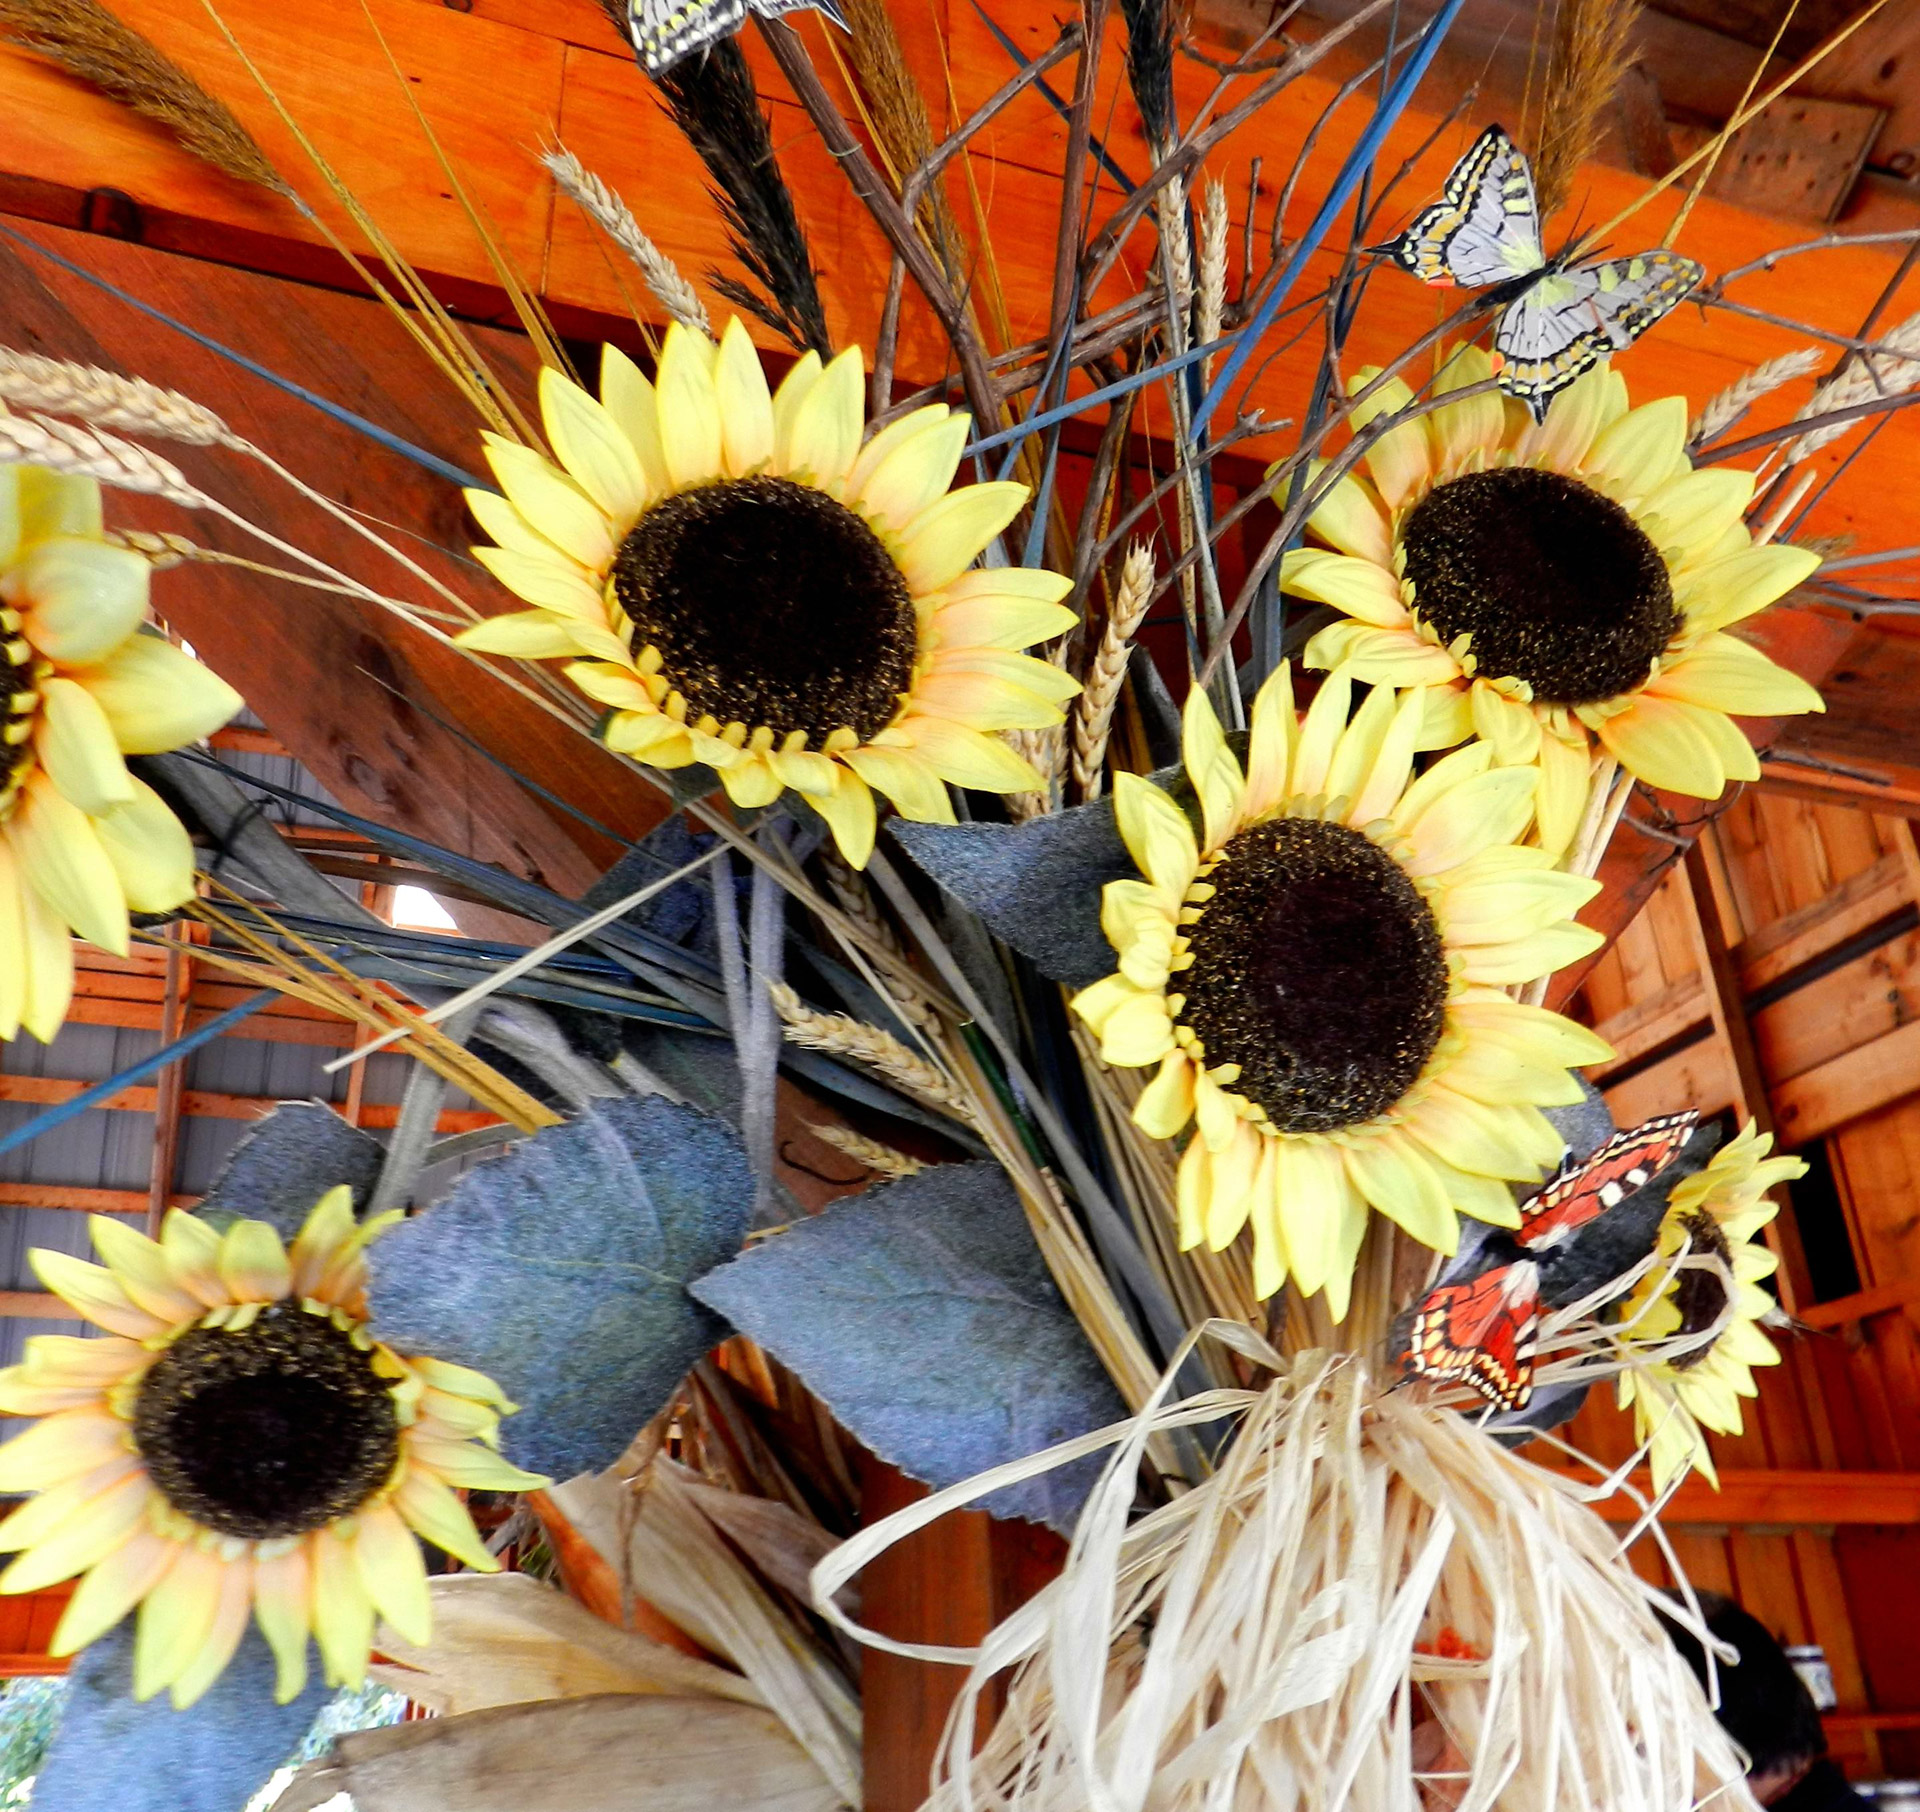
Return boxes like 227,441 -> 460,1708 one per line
1385,124 -> 1703,420
629,0 -> 847,77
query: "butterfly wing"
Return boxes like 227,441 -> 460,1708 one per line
1517,1110 -> 1700,1251
630,0 -> 751,73
1398,1260 -> 1540,1411
1388,125 -> 1545,289
1493,250 -> 1703,420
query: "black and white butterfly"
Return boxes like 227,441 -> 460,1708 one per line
629,0 -> 847,77
1384,125 -> 1703,421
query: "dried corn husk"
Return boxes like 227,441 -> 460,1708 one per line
814,1327 -> 1748,1812
369,1572 -> 764,1716
273,1693 -> 841,1812
552,1459 -> 861,1807
675,1471 -> 855,1611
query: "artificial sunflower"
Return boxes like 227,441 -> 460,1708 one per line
1280,350 -> 1823,854
456,319 -> 1077,865
0,1195 -> 545,1708
1614,1121 -> 1798,1491
1071,666 -> 1614,1318
0,462 -> 241,1041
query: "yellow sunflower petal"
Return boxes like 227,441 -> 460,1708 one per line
253,1542 -> 313,1704
217,1218 -> 293,1304
1304,620 -> 1461,685
1345,1132 -> 1458,1256
1243,660 -> 1296,821
1175,1135 -> 1208,1249
160,1208 -> 229,1309
1457,921 -> 1604,984
1324,678 -> 1397,810
166,1550 -> 254,1710
467,485 -> 578,565
1421,1152 -> 1523,1229
29,1250 -> 166,1341
455,610 -> 592,660
1596,694 -> 1725,798
0,1469 -> 148,1595
1468,681 -> 1541,766
1671,697 -> 1762,784
895,485 -> 1027,594
1534,730 -> 1592,860
1346,368 -> 1432,508
655,323 -> 725,490
1582,395 -> 1689,505
809,765 -> 878,868
842,744 -> 955,824
1516,362 -> 1617,472
1449,995 -> 1613,1068
1320,1188 -> 1372,1325
1397,765 -> 1536,878
784,346 -> 864,488
1438,867 -> 1600,942
540,368 -> 649,524
1303,466 -> 1393,566
17,469 -> 103,548
713,317 -> 775,478
0,1454 -> 141,1551
1072,972 -> 1138,1039
13,771 -> 128,954
1347,687 -> 1426,827
1202,1120 -> 1261,1251
1675,543 -> 1819,633
16,536 -> 149,667
598,346 -> 671,497
1110,771 -> 1199,897
1288,665 -> 1351,798
393,1467 -> 499,1573
0,843 -> 27,1042
88,1218 -> 200,1323
1276,1135 -> 1348,1298
890,716 -> 1040,793
471,545 -> 607,623
482,440 -> 615,573
1134,1050 -> 1196,1138
769,350 -> 824,472
1641,468 -> 1755,563
289,1186 -> 358,1300
1428,344 -> 1505,472
311,1529 -> 375,1689
854,412 -> 968,537
1278,548 -> 1410,627
1648,632 -> 1823,717
846,404 -> 948,501
717,756 -> 786,811
91,778 -> 197,915
1097,990 -> 1176,1067
404,1436 -> 546,1493
930,593 -> 1078,652
49,1528 -> 173,1658
68,632 -> 241,756
1181,684 -> 1245,853
1247,1137 -> 1290,1302
1409,1086 -> 1557,1180
353,1500 -> 433,1648
913,672 -> 1060,731
15,826 -> 82,1039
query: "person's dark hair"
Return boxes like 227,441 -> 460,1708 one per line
1660,1592 -> 1826,1777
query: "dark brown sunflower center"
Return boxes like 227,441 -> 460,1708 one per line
1177,818 -> 1449,1134
0,610 -> 38,813
132,1301 -> 400,1540
613,475 -> 917,745
1666,1209 -> 1733,1371
1400,467 -> 1680,707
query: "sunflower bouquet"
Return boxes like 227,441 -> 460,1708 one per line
0,0 -> 1898,1805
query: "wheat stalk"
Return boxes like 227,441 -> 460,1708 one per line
809,1123 -> 925,1179
1159,176 -> 1194,325
1782,313 -> 1920,463
817,848 -> 938,1028
1197,177 -> 1229,379
543,145 -> 711,336
766,981 -> 975,1127
1072,544 -> 1155,802
102,527 -> 198,568
0,0 -> 287,193
0,413 -> 209,507
1531,0 -> 1641,221
0,349 -> 231,446
1688,347 -> 1823,445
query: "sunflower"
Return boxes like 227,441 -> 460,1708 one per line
1071,665 -> 1615,1318
0,463 -> 241,1042
455,319 -> 1077,866
1614,1121 -> 1798,1492
0,1196 -> 544,1708
1279,350 -> 1823,855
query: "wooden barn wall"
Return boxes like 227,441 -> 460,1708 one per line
1567,794 -> 1920,1775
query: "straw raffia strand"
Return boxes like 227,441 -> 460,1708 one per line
818,1336 -> 1746,1812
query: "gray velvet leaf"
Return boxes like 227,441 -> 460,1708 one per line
29,1625 -> 327,1812
195,1101 -> 386,1237
366,1098 -> 750,1479
889,806 -> 1134,991
691,1162 -> 1128,1532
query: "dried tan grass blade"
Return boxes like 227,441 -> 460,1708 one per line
370,1572 -> 765,1717
1531,0 -> 1641,221
0,0 -> 288,191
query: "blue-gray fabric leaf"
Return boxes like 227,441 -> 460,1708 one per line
889,807 -> 1134,991
691,1162 -> 1127,1532
196,1101 -> 386,1237
29,1626 -> 327,1812
367,1098 -> 750,1479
